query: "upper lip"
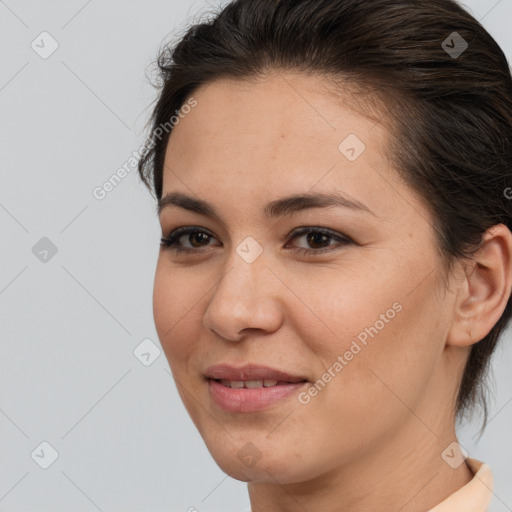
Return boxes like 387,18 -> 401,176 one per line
204,364 -> 308,383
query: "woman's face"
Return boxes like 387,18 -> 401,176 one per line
153,71 -> 464,484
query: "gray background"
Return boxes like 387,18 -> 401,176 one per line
0,1 -> 511,511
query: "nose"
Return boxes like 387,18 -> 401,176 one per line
202,249 -> 284,342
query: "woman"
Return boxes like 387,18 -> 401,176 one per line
138,0 -> 512,510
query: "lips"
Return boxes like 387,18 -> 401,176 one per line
204,364 -> 309,413
204,364 -> 308,384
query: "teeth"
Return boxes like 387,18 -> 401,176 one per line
245,380 -> 263,388
218,379 -> 280,388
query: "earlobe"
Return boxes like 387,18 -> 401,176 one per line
447,224 -> 512,348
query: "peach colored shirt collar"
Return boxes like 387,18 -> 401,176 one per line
427,458 -> 494,512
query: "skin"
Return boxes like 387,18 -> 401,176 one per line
153,71 -> 512,511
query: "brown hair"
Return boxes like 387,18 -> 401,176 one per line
138,0 -> 512,432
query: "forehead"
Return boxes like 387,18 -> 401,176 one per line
160,71 -> 428,225
165,73 -> 381,174
169,71 -> 377,147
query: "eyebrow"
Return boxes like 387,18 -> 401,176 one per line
157,191 -> 375,220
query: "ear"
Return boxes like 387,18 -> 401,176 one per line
447,224 -> 512,347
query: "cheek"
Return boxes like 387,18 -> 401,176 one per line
152,261 -> 200,370
153,264 -> 209,427
293,256 -> 446,414
285,261 -> 404,361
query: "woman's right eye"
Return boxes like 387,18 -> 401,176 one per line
160,227 -> 216,253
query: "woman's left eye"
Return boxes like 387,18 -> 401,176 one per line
160,226 -> 354,255
288,227 -> 354,254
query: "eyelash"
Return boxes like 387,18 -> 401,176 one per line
160,226 -> 354,256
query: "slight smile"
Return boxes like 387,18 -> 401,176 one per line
204,364 -> 309,413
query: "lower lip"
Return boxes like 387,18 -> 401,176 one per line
207,379 -> 307,413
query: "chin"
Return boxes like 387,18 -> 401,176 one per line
204,438 -> 314,484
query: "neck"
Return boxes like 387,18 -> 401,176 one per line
247,413 -> 474,512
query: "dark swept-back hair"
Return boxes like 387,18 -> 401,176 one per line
138,0 -> 512,431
